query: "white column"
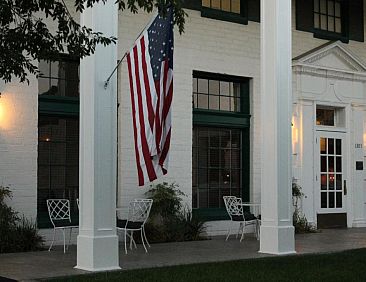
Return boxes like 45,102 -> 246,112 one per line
76,0 -> 120,271
259,0 -> 296,254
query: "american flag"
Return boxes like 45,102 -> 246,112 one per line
127,8 -> 174,186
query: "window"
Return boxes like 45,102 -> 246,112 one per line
38,57 -> 79,97
202,0 -> 241,14
37,55 -> 80,228
316,106 -> 345,127
192,71 -> 250,220
296,0 -> 364,42
193,127 -> 242,209
37,116 -> 79,228
193,77 -> 241,112
200,0 -> 248,24
313,0 -> 342,34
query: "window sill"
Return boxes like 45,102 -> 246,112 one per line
313,29 -> 349,43
201,7 -> 248,25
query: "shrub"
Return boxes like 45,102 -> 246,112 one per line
0,185 -> 44,253
292,181 -> 316,234
144,182 -> 207,243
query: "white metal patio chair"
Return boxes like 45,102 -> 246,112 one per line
116,199 -> 153,254
223,196 -> 258,242
46,199 -> 78,253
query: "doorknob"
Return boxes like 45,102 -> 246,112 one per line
344,180 -> 347,196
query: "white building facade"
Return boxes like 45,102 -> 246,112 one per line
1,0 -> 366,245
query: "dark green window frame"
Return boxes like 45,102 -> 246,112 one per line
201,0 -> 248,25
37,55 -> 80,229
192,71 -> 251,221
312,0 -> 349,42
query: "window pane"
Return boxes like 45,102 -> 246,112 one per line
335,18 -> 342,33
209,169 -> 220,188
209,189 -> 220,208
336,174 -> 342,190
231,169 -> 241,188
328,17 -> 334,32
38,78 -> 50,95
209,95 -> 219,110
329,174 -> 335,190
317,108 -> 335,126
328,0 -> 334,16
232,150 -> 241,168
336,139 -> 341,155
202,0 -> 210,7
209,149 -> 220,167
328,156 -> 334,172
321,156 -> 326,172
209,80 -> 220,95
329,192 -> 335,208
336,157 -> 342,172
211,0 -> 221,9
328,138 -> 334,155
220,81 -> 230,96
222,0 -> 231,12
197,94 -> 208,109
193,93 -> 198,108
336,192 -> 342,208
192,188 -> 198,208
320,138 -> 327,154
199,189 -> 208,208
320,0 -> 326,13
321,192 -> 327,208
314,14 -> 320,29
231,0 -> 240,13
321,15 -> 327,30
335,1 -> 341,17
321,174 -> 327,190
198,78 -> 208,94
198,169 -> 208,188
314,0 -> 319,12
220,96 -> 231,111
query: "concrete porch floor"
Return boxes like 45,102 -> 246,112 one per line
1,228 -> 366,281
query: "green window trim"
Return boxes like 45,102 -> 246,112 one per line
201,6 -> 248,25
39,95 -> 79,116
192,72 -> 251,221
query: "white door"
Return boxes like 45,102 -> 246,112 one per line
315,131 -> 347,214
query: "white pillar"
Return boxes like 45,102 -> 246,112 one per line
76,0 -> 120,271
259,0 -> 296,254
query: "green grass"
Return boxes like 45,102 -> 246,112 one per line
48,248 -> 366,282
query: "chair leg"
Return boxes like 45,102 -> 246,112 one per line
226,221 -> 233,241
62,229 -> 66,253
142,227 -> 150,248
124,230 -> 128,254
67,228 -> 72,250
49,229 -> 56,251
240,224 -> 245,242
129,231 -> 134,250
236,223 -> 243,239
141,229 -> 148,253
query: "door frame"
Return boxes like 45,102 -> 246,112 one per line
314,130 -> 348,216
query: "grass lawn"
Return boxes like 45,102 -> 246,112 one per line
48,248 -> 366,282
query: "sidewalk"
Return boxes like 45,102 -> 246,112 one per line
1,228 -> 366,281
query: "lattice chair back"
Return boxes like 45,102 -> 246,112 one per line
223,196 -> 244,220
47,199 -> 72,227
127,199 -> 153,224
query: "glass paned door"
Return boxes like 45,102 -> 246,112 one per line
317,133 -> 346,212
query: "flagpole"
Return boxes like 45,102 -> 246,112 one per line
103,12 -> 158,89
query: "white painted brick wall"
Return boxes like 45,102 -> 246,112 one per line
2,1 -> 366,239
0,78 -> 38,221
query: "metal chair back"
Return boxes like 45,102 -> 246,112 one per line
46,199 -> 72,227
127,199 -> 153,224
223,196 -> 244,220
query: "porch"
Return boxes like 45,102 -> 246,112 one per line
1,228 -> 366,281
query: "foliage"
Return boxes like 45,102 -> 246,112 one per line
144,182 -> 206,243
0,185 -> 44,253
292,181 -> 317,234
0,0 -> 186,83
145,182 -> 185,221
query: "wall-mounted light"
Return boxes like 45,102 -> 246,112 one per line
292,116 -> 298,155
